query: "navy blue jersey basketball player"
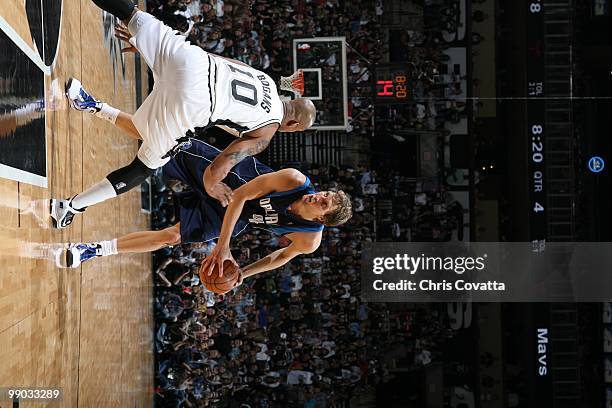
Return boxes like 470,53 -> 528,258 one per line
243,187 -> 326,235
56,140 -> 352,289
163,140 -> 325,244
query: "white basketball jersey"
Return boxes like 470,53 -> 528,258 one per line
208,55 -> 284,136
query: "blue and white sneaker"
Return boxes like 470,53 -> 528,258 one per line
65,77 -> 101,113
55,243 -> 102,268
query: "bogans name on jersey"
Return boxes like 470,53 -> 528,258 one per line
257,75 -> 273,113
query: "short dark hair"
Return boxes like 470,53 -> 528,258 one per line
322,190 -> 352,226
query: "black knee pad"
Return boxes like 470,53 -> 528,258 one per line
106,157 -> 154,195
91,0 -> 136,21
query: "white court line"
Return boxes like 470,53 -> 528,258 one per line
2,0 -> 64,70
0,12 -> 49,187
0,163 -> 47,187
0,15 -> 51,75
0,2 -> 67,187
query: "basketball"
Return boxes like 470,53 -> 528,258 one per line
199,260 -> 240,294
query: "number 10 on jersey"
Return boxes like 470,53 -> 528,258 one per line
228,65 -> 259,106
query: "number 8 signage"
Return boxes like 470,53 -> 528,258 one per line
530,2 -> 541,13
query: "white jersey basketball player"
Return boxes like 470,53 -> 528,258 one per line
50,0 -> 316,229
208,56 -> 284,136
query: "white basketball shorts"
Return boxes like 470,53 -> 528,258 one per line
127,11 -> 212,169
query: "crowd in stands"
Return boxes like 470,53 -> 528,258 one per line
146,0 -> 381,74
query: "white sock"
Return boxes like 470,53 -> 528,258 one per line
71,179 -> 117,210
95,103 -> 120,124
99,239 -> 118,257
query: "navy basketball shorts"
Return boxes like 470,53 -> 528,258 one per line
162,139 -> 273,243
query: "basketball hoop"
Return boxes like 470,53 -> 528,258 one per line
280,70 -> 304,97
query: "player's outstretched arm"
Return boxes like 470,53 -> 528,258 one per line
200,169 -> 305,277
203,132 -> 274,205
239,232 -> 321,280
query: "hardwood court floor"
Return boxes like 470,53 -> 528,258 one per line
0,1 -> 153,407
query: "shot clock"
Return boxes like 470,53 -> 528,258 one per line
375,64 -> 412,104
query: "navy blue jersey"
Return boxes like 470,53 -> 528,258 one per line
162,139 -> 323,243
241,180 -> 324,236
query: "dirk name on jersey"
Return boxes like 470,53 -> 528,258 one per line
249,198 -> 279,224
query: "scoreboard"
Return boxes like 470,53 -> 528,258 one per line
526,1 -> 552,407
374,64 -> 413,104
526,0 -> 546,243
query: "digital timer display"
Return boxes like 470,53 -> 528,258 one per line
376,75 -> 408,99
375,65 -> 412,103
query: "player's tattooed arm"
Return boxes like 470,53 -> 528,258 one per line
210,136 -> 270,176
222,138 -> 270,166
203,135 -> 272,205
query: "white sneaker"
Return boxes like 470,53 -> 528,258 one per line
55,243 -> 102,268
49,197 -> 83,229
65,77 -> 102,113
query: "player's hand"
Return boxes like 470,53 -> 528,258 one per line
206,182 -> 234,207
201,246 -> 237,278
115,24 -> 137,53
233,271 -> 244,288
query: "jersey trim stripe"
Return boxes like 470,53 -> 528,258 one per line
209,55 -> 217,115
209,119 -> 249,133
271,225 -> 325,234
206,55 -> 214,123
253,157 -> 261,176
266,177 -> 312,197
253,224 -> 324,236
240,118 -> 281,137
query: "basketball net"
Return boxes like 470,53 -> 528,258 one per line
280,70 -> 305,97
